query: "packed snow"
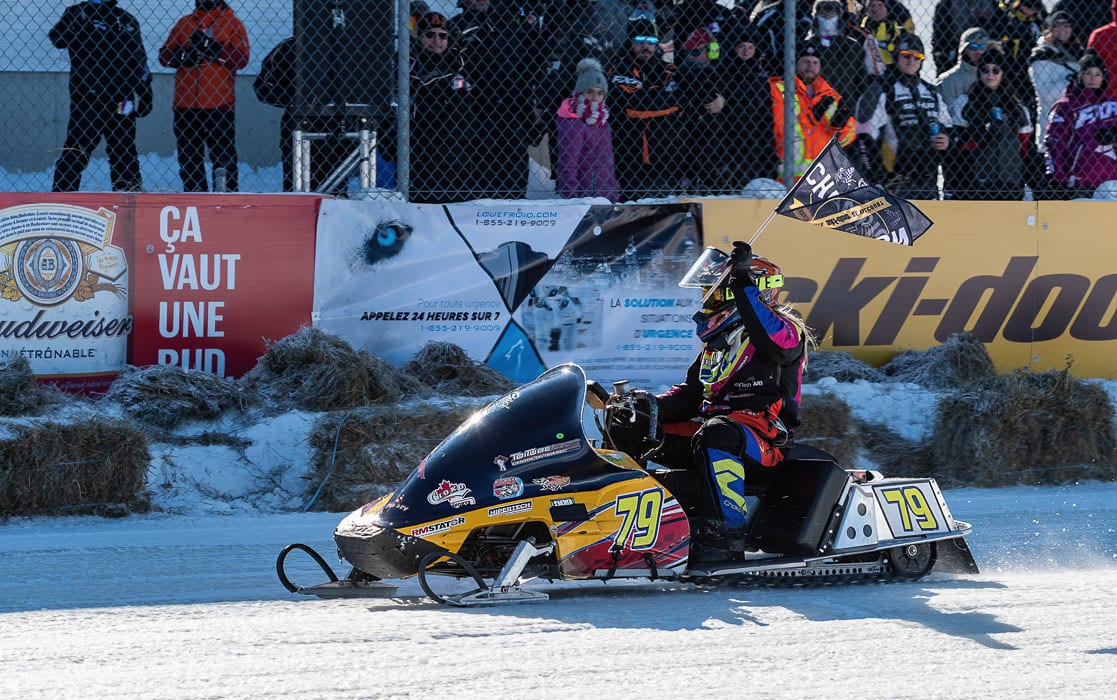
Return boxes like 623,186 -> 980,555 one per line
1,373 -> 1116,699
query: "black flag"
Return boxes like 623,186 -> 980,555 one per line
774,138 -> 933,245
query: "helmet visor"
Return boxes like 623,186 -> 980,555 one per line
678,247 -> 730,288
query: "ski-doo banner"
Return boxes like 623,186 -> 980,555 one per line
312,201 -> 703,387
774,138 -> 933,245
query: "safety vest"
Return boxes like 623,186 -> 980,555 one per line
769,75 -> 856,180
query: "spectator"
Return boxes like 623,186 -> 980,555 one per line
605,13 -> 682,199
859,33 -> 953,198
448,0 -> 544,200
938,26 -> 993,196
856,0 -> 914,73
932,0 -> 1000,74
159,0 -> 250,192
954,49 -> 1034,199
1087,0 -> 1117,95
662,0 -> 729,53
806,1 -> 873,108
49,0 -> 153,192
409,12 -> 474,203
675,27 -> 728,191
555,58 -> 620,201
769,43 -> 857,180
1051,0 -> 1112,38
989,0 -> 1048,106
1029,11 -> 1082,153
1045,48 -> 1117,194
747,0 -> 815,76
719,22 -> 778,187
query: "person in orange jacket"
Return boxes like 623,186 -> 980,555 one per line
159,0 -> 249,192
769,43 -> 857,181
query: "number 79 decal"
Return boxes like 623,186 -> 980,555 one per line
612,488 -> 664,550
875,483 -> 947,535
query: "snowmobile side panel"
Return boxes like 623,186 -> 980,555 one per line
747,458 -> 851,556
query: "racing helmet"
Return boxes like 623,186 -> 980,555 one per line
680,247 -> 742,343
749,254 -> 785,305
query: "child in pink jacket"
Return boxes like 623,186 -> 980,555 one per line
555,58 -> 621,202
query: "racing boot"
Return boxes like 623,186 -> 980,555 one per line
690,519 -> 748,563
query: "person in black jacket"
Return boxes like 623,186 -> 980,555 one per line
448,0 -> 544,200
49,0 -> 153,192
409,12 -> 476,202
718,22 -> 777,188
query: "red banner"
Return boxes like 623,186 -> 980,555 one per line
129,195 -> 318,379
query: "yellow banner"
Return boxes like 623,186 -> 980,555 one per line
697,199 -> 1117,379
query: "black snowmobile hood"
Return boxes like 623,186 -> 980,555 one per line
373,364 -> 639,528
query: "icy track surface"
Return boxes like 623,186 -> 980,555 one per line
2,483 -> 1116,699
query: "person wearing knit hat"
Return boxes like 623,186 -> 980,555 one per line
1029,7 -> 1081,163
555,58 -> 620,201
719,18 -> 776,188
1045,47 -> 1117,193
605,7 -> 681,199
954,47 -> 1034,199
768,38 -> 856,180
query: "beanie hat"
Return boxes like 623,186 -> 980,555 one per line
960,26 -> 992,48
574,57 -> 608,96
977,47 -> 1005,70
417,12 -> 448,33
893,32 -> 924,56
797,41 -> 821,61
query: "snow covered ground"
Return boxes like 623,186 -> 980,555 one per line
0,481 -> 1115,699
2,376 -> 1117,698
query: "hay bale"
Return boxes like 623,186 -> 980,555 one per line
404,342 -> 515,397
0,357 -> 63,416
0,419 -> 150,516
930,368 -> 1117,487
794,392 -> 862,468
303,400 -> 482,511
882,332 -> 998,390
105,365 -> 246,429
242,327 -> 428,412
803,350 -> 887,384
857,421 -> 937,479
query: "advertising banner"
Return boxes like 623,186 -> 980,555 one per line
0,194 -> 134,392
313,201 -> 703,387
129,196 -> 319,379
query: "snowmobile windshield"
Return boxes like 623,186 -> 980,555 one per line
376,364 -> 626,527
677,247 -> 730,289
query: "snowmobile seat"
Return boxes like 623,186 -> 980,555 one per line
746,450 -> 850,556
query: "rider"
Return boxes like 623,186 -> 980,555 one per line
652,242 -> 812,555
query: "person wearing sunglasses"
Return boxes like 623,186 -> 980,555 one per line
937,26 -> 994,199
859,32 -> 953,199
409,12 -> 473,203
1044,49 -> 1117,197
954,49 -> 1033,199
931,0 -> 999,73
604,14 -> 682,199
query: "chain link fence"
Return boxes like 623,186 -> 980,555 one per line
5,0 -> 1117,201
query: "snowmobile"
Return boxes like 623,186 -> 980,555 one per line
277,364 -> 978,606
